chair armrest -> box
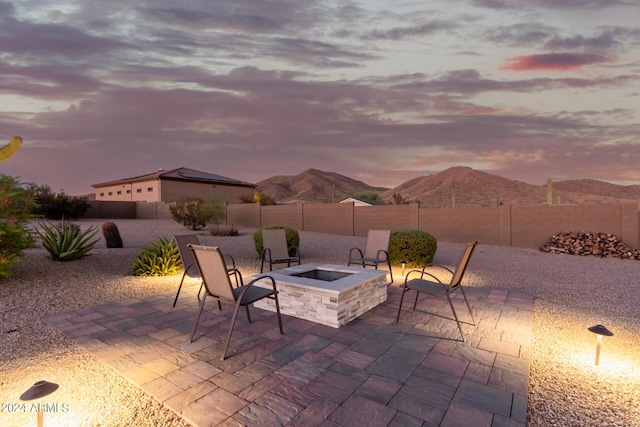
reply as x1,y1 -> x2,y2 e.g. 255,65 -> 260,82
244,275 -> 277,293
376,249 -> 389,262
225,255 -> 236,269
349,247 -> 364,260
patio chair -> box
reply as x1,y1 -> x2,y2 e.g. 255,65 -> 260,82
347,229 -> 393,283
188,244 -> 283,359
395,241 -> 478,342
260,228 -> 300,272
172,234 -> 238,307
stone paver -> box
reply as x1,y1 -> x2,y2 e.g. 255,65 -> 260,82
44,284 -> 532,426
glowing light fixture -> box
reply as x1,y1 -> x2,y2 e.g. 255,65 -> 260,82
588,324 -> 613,366
20,380 -> 59,427
401,260 -> 406,277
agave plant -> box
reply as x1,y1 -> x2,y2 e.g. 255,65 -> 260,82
38,220 -> 100,261
132,236 -> 182,276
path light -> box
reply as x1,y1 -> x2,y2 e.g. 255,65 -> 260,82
20,380 -> 59,427
588,324 -> 613,366
401,260 -> 406,277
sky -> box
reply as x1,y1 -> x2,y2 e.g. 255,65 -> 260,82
1,0 -> 639,195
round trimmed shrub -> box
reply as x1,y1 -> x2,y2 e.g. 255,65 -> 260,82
389,229 -> 437,268
253,226 -> 300,257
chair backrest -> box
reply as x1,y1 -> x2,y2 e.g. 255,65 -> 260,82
175,234 -> 201,277
262,229 -> 290,259
448,241 -> 478,290
188,244 -> 236,301
363,230 -> 391,259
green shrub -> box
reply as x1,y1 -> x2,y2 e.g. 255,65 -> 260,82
132,236 -> 182,276
170,197 -> 225,230
38,219 -> 100,261
253,226 -> 300,257
388,229 -> 437,268
0,175 -> 37,278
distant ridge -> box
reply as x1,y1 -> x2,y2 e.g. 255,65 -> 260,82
256,166 -> 640,206
255,168 -> 389,204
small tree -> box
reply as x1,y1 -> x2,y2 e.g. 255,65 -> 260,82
170,196 -> 226,230
28,183 -> 90,219
0,175 -> 37,278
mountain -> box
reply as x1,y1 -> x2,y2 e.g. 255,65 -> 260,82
255,168 -> 389,204
256,166 -> 640,206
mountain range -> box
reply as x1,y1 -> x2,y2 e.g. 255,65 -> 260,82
255,166 -> 640,207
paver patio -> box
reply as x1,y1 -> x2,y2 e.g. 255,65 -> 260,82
44,283 -> 532,426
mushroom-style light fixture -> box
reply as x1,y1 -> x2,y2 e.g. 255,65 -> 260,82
588,324 -> 613,366
20,380 -> 59,427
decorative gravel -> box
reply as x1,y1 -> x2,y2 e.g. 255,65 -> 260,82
1,219 -> 639,426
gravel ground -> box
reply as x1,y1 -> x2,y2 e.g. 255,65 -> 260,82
1,219 -> 639,426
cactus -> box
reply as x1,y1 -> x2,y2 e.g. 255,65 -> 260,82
102,221 -> 123,248
546,179 -> 553,206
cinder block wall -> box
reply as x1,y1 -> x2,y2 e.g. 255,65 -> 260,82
85,200 -> 640,250
301,204 -> 354,235
419,207 -> 501,245
261,205 -> 303,230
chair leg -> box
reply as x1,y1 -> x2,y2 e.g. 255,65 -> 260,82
459,287 -> 476,325
190,293 -> 208,343
387,259 -> 394,284
222,300 -> 244,360
173,272 -> 188,307
412,290 -> 420,312
395,287 -> 408,323
245,305 -> 252,322
273,293 -> 284,334
446,294 -> 466,342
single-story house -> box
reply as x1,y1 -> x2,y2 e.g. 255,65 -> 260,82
339,197 -> 387,207
92,167 -> 256,203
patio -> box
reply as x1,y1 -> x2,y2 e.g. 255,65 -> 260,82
44,282 -> 532,427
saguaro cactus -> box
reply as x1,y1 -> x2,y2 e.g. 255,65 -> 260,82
102,221 -> 123,248
546,179 -> 553,206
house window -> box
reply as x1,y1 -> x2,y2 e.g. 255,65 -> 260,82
126,190 -> 131,194
147,187 -> 153,192
108,192 -> 113,196
136,189 -> 142,193
117,191 -> 122,195
100,192 -> 104,197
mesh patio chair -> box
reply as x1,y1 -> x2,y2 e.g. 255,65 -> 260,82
260,228 -> 300,273
395,241 -> 478,342
188,244 -> 283,359
172,234 -> 238,307
347,229 -> 393,284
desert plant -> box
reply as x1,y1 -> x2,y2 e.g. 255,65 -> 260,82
38,219 -> 100,261
132,236 -> 182,276
170,196 -> 225,230
388,229 -> 437,268
0,175 -> 38,278
253,226 -> 300,257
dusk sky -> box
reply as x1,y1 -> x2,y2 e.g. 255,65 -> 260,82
1,0 -> 639,195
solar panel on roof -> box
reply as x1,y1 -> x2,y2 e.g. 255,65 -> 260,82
177,170 -> 236,182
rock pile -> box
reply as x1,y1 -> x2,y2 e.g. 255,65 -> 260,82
540,231 -> 640,259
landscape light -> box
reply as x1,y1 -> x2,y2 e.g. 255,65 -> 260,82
20,380 -> 59,427
588,324 -> 613,366
401,260 -> 406,277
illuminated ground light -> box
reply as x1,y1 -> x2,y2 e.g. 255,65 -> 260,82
20,380 -> 59,427
588,324 -> 614,366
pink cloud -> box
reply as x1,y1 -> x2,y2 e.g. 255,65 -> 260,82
502,53 -> 611,71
